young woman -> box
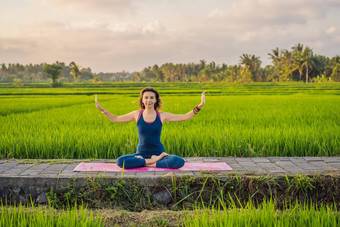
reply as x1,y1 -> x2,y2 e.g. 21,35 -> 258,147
95,87 -> 206,169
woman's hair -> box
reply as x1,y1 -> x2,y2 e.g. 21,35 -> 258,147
139,87 -> 162,111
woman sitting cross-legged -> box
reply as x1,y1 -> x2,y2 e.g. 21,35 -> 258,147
95,87 -> 206,169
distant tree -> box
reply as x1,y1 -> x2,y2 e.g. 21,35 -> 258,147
268,47 -> 283,81
69,61 -> 81,83
280,49 -> 296,81
44,63 -> 63,87
141,66 -> 156,81
290,43 -> 305,81
199,59 -> 206,70
134,72 -> 141,81
161,63 -> 175,82
13,78 -> 23,87
290,44 -> 316,82
80,67 -> 94,81
301,46 -> 315,83
239,54 -> 261,82
213,71 -> 225,82
331,62 -> 340,82
152,64 -> 164,82
1,63 -> 6,72
92,76 -> 100,83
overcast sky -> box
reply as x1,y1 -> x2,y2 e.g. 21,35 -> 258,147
0,0 -> 339,73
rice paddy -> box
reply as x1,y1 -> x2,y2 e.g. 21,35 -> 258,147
0,82 -> 339,159
182,199 -> 340,227
0,202 -> 105,227
2,199 -> 339,227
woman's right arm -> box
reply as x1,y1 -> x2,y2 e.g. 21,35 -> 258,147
102,110 -> 139,123
95,94 -> 139,123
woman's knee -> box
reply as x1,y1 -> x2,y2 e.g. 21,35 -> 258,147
174,156 -> 185,168
116,156 -> 125,168
162,155 -> 185,169
117,155 -> 132,168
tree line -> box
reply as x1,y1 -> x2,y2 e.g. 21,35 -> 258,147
1,43 -> 339,85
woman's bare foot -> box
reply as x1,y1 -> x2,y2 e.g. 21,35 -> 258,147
145,163 -> 157,167
151,152 -> 168,162
144,153 -> 169,167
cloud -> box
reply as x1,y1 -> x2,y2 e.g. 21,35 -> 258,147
28,0 -> 136,15
153,0 -> 340,67
142,20 -> 166,34
0,18 -> 173,71
207,0 -> 332,31
326,26 -> 336,34
2,0 -> 340,71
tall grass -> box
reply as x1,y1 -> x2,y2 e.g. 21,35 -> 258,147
182,198 -> 340,227
0,202 -> 105,227
0,83 -> 339,158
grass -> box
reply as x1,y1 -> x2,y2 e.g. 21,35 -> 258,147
0,201 -> 106,227
182,198 -> 340,227
1,95 -> 339,159
0,82 -> 339,159
2,198 -> 339,227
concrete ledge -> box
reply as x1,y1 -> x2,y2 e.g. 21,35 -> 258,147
1,157 -> 340,205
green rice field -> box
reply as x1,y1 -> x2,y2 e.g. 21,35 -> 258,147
183,199 -> 340,227
2,199 -> 339,227
0,202 -> 105,227
0,82 -> 339,159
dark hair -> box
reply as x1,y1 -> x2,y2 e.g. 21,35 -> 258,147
139,87 -> 162,111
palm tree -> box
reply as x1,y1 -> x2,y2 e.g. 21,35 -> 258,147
290,43 -> 315,82
152,64 -> 164,82
268,48 -> 281,64
240,54 -> 252,68
69,62 -> 81,83
160,63 -> 175,82
300,46 -> 314,83
199,59 -> 206,70
291,44 -> 314,82
239,54 -> 261,82
268,48 -> 283,81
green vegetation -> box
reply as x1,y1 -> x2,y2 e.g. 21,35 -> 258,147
1,44 -> 340,84
3,198 -> 338,227
182,199 -> 340,227
43,63 -> 63,87
40,174 -> 340,211
2,173 -> 340,226
0,202 -> 105,227
0,83 -> 339,159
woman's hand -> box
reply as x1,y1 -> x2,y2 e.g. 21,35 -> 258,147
198,91 -> 206,108
95,94 -> 106,112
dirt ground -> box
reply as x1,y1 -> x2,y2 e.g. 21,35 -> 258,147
98,208 -> 187,227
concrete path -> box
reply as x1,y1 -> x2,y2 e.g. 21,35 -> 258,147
0,156 -> 340,182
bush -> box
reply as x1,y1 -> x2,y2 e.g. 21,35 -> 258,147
50,79 -> 63,87
13,78 -> 23,87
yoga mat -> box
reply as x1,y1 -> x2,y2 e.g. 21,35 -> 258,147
73,162 -> 233,172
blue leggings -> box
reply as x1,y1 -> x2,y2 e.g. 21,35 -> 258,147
116,154 -> 185,169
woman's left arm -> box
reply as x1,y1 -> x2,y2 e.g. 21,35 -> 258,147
162,91 -> 206,122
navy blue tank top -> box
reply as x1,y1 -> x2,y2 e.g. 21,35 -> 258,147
136,110 -> 164,155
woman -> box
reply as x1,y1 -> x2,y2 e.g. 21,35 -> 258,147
95,87 -> 206,169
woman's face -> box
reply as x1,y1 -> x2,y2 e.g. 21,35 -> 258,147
142,91 -> 157,109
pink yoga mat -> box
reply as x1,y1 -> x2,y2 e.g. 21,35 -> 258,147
73,162 -> 232,172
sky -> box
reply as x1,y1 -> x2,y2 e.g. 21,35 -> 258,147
0,0 -> 339,73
